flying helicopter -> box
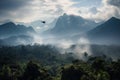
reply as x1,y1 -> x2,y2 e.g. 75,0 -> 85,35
41,21 -> 46,24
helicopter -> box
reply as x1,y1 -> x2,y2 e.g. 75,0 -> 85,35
41,21 -> 46,24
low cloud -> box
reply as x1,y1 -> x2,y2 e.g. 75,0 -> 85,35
0,0 -> 75,23
107,0 -> 120,7
0,0 -> 31,11
29,33 -> 92,59
0,0 -> 120,23
79,0 -> 120,22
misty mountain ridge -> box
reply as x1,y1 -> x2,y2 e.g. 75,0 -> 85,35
0,16 -> 120,46
44,13 -> 99,37
0,22 -> 36,46
87,17 -> 120,45
0,35 -> 33,46
0,22 -> 36,39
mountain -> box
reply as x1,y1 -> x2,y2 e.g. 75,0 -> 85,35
0,22 -> 36,46
87,17 -> 120,45
44,13 -> 98,37
31,19 -> 57,33
0,22 -> 36,38
0,35 -> 33,46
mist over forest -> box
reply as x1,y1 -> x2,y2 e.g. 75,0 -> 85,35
0,0 -> 120,80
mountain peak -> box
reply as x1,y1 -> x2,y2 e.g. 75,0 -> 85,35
0,21 -> 36,39
63,13 -> 67,16
109,17 -> 120,21
61,13 -> 68,18
2,22 -> 16,26
0,22 -> 16,29
5,22 -> 15,25
87,16 -> 120,44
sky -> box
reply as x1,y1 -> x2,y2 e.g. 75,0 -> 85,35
0,0 -> 120,23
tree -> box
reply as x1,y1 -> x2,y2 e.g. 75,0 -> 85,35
0,65 -> 12,80
22,61 -> 52,80
61,66 -> 84,80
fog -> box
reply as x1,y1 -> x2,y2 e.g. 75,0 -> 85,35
27,32 -> 120,60
28,32 -> 92,59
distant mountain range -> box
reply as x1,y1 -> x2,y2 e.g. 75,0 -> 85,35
0,22 -> 35,39
0,35 -> 33,46
0,22 -> 36,46
87,17 -> 120,45
16,19 -> 57,33
0,15 -> 120,46
44,13 -> 99,37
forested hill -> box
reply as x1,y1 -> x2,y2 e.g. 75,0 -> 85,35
0,44 -> 120,80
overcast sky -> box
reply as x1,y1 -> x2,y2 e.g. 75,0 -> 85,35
0,0 -> 120,23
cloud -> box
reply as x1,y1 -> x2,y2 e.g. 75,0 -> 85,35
0,0 -> 75,23
89,7 -> 98,14
0,0 -> 31,11
0,0 -> 120,23
105,0 -> 120,18
99,0 -> 120,20
78,0 -> 120,22
0,0 -> 33,22
106,0 -> 120,7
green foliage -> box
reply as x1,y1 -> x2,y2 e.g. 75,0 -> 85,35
61,56 -> 120,80
0,45 -> 120,80
0,65 -> 12,80
22,61 -> 52,80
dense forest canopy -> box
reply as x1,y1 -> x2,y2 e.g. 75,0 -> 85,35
0,44 -> 120,80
